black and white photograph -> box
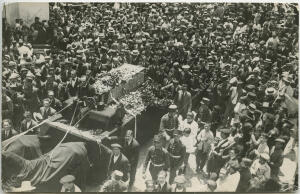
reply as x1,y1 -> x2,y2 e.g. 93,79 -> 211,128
1,2 -> 299,192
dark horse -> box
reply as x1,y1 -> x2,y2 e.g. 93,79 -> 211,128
2,142 -> 90,192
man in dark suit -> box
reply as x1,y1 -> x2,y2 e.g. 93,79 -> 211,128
67,70 -> 80,98
2,119 -> 18,141
41,75 -> 58,99
154,170 -> 172,192
19,111 -> 38,134
2,89 -> 13,120
60,62 -> 72,83
48,90 -> 62,111
175,84 -> 192,119
196,97 -> 212,125
39,98 -> 57,120
107,143 -> 131,184
106,130 -> 140,191
77,75 -> 96,99
236,158 -> 252,192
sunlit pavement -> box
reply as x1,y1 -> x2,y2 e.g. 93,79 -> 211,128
86,138 -> 209,192
131,138 -> 207,192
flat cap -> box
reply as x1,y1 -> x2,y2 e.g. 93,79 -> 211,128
168,104 -> 177,110
113,170 -> 123,177
248,103 -> 256,110
111,143 -> 122,149
220,128 -> 231,134
246,85 -> 255,90
247,92 -> 256,98
260,153 -> 270,161
275,138 -> 285,143
60,175 -> 75,184
182,65 -> 190,69
202,97 -> 210,102
241,158 -> 252,167
174,176 -> 186,184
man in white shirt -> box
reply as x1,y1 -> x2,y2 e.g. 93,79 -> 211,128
279,131 -> 298,185
196,123 -> 214,172
179,112 -> 199,138
250,153 -> 271,185
180,128 -> 196,177
197,179 -> 217,192
216,165 -> 240,192
249,133 -> 269,159
266,31 -> 280,49
18,39 -> 30,58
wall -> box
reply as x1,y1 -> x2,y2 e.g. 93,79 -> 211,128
3,2 -> 49,26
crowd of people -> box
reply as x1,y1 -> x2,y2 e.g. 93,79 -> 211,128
1,2 -> 299,192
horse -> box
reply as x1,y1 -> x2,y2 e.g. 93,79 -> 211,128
2,142 -> 90,192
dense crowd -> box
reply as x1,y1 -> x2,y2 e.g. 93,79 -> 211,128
1,2 -> 299,192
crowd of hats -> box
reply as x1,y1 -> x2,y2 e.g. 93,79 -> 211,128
2,3 -> 298,104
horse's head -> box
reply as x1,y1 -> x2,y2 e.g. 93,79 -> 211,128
2,151 -> 25,182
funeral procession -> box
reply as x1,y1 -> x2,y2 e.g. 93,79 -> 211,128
1,2 -> 299,192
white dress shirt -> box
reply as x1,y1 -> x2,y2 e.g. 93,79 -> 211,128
180,119 -> 199,138
26,121 -> 32,129
180,135 -> 196,154
113,154 -> 120,163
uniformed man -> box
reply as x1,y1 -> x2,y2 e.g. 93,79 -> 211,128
159,104 -> 179,140
167,130 -> 186,184
143,135 -> 170,182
